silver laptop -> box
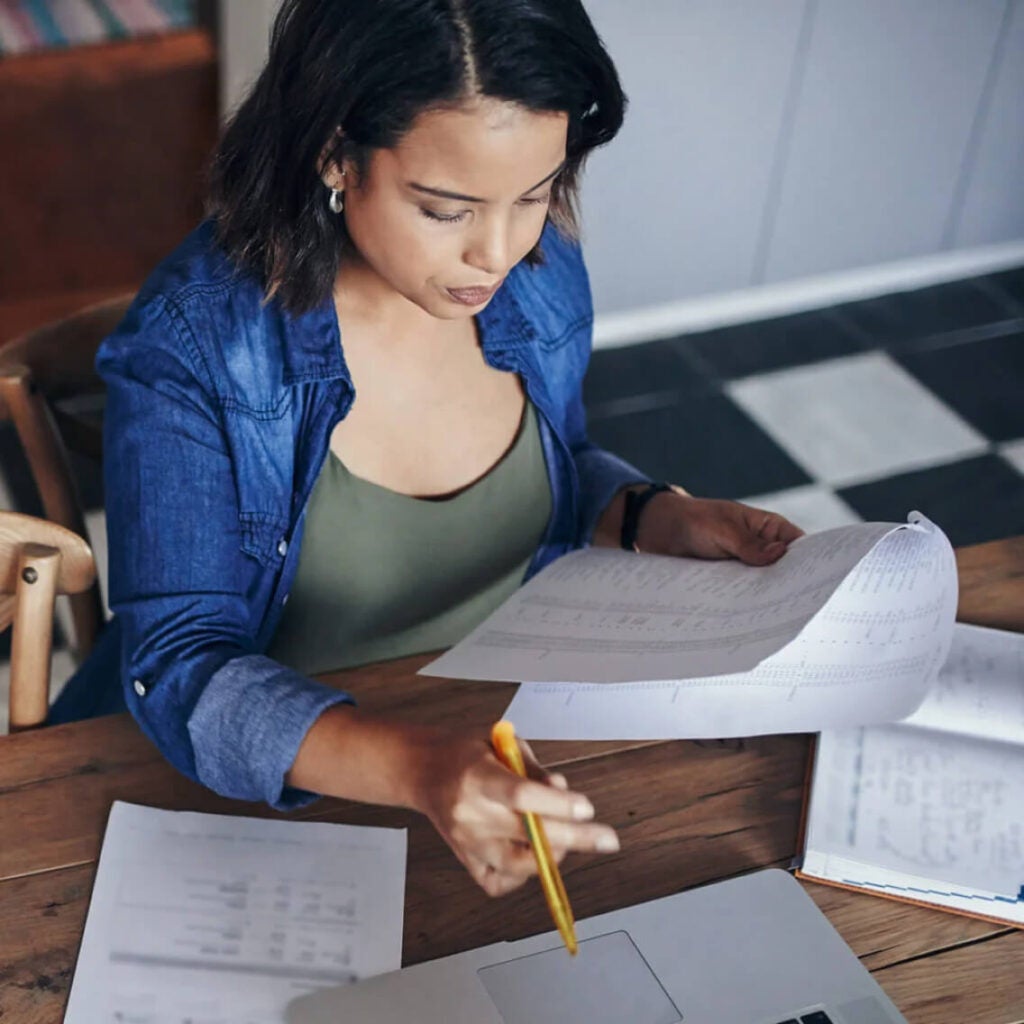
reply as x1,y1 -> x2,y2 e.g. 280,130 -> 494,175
284,868 -> 905,1024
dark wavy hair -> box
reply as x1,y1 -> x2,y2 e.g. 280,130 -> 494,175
207,0 -> 626,313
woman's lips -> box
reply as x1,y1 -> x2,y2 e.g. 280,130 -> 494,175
446,285 -> 497,306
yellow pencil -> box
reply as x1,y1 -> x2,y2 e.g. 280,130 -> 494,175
491,720 -> 578,956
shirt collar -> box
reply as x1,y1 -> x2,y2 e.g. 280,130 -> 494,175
476,275 -> 540,352
279,295 -> 346,386
278,261 -> 542,385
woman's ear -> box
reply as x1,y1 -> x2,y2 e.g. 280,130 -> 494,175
317,128 -> 348,189
320,161 -> 346,192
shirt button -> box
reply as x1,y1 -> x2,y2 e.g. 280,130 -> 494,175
133,679 -> 147,697
282,593 -> 290,607
277,538 -> 288,557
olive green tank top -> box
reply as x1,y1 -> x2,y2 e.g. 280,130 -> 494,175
268,402 -> 551,675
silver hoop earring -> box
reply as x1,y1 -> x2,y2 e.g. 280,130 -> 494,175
328,188 -> 344,214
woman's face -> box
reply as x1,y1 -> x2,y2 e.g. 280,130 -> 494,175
336,98 -> 569,320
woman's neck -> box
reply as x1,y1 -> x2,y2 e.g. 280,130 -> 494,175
334,254 -> 446,344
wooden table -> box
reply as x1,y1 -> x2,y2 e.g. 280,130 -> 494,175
1,537 -> 1022,1023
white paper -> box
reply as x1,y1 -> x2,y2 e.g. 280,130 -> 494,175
422,521 -> 901,683
500,515 -> 958,739
805,725 -> 1024,906
64,802 -> 407,1024
901,622 -> 1024,745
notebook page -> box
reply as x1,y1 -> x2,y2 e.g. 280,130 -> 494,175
798,851 -> 1024,924
805,726 -> 1024,900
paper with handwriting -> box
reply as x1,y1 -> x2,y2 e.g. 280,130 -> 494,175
802,623 -> 1024,917
806,721 -> 1024,901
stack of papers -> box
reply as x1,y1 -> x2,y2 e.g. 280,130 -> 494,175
422,515 -> 958,739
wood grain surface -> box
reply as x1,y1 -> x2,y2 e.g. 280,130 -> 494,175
956,535 -> 1024,631
1,536 -> 1021,1023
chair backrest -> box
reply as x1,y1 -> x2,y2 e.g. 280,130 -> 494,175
0,511 -> 96,732
0,294 -> 131,659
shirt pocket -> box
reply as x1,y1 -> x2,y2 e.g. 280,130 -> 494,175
238,512 -> 293,569
222,397 -> 297,570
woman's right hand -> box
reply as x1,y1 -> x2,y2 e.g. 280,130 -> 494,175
411,728 -> 620,897
287,707 -> 619,897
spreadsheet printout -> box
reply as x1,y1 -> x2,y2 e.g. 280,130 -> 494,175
494,516 -> 957,738
423,515 -> 954,686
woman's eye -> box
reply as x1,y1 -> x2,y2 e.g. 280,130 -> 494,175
419,194 -> 549,223
420,208 -> 468,224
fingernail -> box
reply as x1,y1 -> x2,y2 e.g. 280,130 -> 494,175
596,832 -> 620,853
572,798 -> 594,820
551,774 -> 569,790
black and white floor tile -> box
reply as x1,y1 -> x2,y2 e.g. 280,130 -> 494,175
585,267 -> 1024,545
2,266 -> 1023,726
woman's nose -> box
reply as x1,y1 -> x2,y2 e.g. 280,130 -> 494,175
463,217 -> 509,277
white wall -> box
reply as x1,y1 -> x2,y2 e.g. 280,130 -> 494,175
582,0 -> 1024,321
577,0 -> 808,309
218,1 -> 1024,330
951,0 -> 1024,248
760,0 -> 1004,281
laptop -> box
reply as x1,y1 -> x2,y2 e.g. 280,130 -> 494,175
284,868 -> 906,1024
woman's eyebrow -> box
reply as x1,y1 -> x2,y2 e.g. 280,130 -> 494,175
407,162 -> 566,203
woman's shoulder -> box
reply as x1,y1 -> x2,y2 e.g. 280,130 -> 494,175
97,222 -> 323,399
125,220 -> 267,336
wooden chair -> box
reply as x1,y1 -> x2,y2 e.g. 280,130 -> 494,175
0,294 -> 132,659
0,511 -> 96,732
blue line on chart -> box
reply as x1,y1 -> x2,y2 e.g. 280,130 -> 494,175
841,877 -> 1023,906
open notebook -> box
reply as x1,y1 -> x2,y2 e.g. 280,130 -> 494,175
797,622 -> 1024,926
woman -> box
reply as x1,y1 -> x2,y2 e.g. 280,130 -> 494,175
58,0 -> 801,897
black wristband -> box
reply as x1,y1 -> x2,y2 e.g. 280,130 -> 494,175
620,482 -> 672,551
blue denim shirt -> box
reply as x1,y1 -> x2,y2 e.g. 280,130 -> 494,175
61,220 -> 647,810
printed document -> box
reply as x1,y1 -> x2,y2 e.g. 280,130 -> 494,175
64,802 -> 407,1024
424,515 -> 958,738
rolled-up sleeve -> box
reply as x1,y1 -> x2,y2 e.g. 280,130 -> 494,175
100,297 -> 352,809
189,654 -> 352,808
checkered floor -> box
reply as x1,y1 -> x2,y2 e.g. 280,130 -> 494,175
585,266 -> 1024,545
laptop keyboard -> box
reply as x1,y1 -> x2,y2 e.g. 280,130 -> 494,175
774,1013 -> 834,1024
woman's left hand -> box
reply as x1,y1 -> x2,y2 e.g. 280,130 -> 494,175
602,487 -> 804,566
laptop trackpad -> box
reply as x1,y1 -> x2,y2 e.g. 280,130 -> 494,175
477,930 -> 682,1024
